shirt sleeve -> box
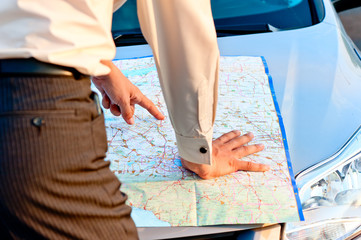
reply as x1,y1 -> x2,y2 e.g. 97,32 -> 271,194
137,0 -> 219,165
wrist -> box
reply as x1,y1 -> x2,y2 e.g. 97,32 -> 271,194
180,158 -> 211,179
93,60 -> 114,79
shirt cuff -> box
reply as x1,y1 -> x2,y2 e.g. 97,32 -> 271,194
175,128 -> 213,165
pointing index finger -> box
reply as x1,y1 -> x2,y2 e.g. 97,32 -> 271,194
138,95 -> 165,120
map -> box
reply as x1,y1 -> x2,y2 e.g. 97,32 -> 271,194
99,56 -> 303,227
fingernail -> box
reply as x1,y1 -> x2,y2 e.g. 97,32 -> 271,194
159,114 -> 165,120
129,117 -> 135,125
257,144 -> 264,149
247,132 -> 254,137
264,165 -> 271,171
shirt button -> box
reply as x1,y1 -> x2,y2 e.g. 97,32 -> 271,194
199,147 -> 208,154
31,117 -> 44,127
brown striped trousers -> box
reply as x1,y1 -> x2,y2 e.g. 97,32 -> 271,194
0,75 -> 138,239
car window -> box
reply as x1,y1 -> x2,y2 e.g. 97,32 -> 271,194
212,0 -> 313,31
214,0 -> 303,18
112,0 -> 317,46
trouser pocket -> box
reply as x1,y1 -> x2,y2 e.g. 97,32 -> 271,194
91,113 -> 108,158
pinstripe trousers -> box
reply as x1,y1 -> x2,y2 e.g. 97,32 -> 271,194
0,75 -> 138,239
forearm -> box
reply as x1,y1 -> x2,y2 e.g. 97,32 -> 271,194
137,0 -> 219,164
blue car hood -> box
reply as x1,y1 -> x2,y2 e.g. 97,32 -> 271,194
114,0 -> 361,174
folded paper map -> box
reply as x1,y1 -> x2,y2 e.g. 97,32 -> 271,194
97,56 -> 303,227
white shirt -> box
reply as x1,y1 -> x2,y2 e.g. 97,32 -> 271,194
0,0 -> 121,76
0,0 -> 219,165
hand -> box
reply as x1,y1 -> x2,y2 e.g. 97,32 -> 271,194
92,60 -> 165,124
181,130 -> 269,179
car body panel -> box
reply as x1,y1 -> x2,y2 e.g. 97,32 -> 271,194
218,0 -> 361,175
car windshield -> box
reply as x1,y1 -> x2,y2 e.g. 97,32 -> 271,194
112,0 -> 315,46
214,0 -> 303,18
212,0 -> 312,30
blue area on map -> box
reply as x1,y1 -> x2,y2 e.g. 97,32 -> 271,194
123,67 -> 156,77
131,207 -> 171,227
173,158 -> 182,167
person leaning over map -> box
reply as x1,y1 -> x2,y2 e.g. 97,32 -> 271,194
0,0 -> 269,239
